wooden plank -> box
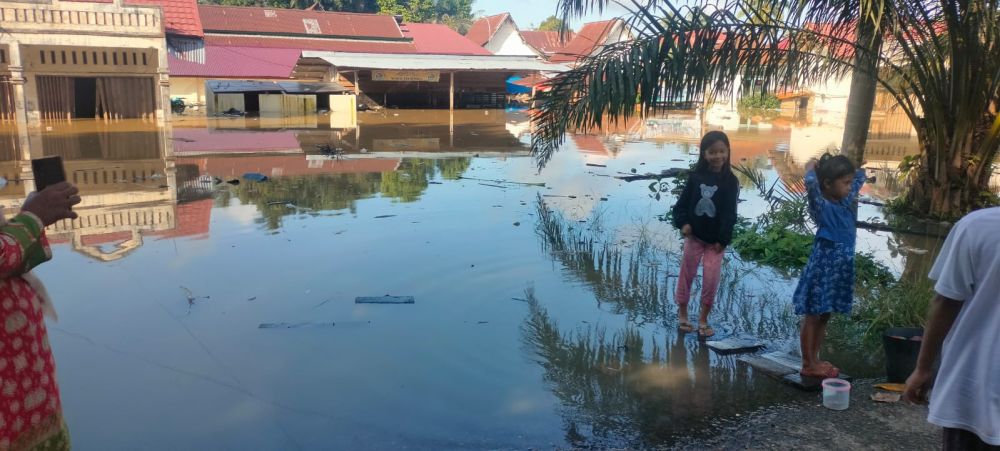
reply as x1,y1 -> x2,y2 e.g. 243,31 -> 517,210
761,351 -> 804,371
738,355 -> 797,377
706,338 -> 765,355
782,372 -> 853,392
356,296 -> 415,304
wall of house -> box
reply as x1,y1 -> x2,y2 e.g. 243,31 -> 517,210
485,23 -> 537,57
0,1 -> 170,125
170,77 -> 208,109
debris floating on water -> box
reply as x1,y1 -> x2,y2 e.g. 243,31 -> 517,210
355,296 -> 414,304
374,215 -> 396,219
258,321 -> 371,329
586,163 -> 607,168
242,173 -> 269,182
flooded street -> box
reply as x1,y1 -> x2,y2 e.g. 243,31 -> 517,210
0,110 -> 954,449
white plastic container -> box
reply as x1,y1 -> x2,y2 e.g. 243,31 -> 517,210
822,378 -> 851,410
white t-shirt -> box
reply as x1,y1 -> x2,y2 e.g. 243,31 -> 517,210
927,207 -> 1000,444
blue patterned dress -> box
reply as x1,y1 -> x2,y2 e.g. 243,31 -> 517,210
793,168 -> 867,315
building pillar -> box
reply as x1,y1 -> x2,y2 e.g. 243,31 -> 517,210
449,72 -> 455,111
157,69 -> 171,123
353,71 -> 360,96
7,43 -> 42,191
449,72 -> 455,134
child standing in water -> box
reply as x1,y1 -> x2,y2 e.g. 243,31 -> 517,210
672,131 -> 739,338
794,154 -> 867,378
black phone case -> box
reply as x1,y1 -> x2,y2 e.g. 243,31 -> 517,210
32,156 -> 66,191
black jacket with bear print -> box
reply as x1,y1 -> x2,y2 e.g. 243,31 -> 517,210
671,170 -> 739,246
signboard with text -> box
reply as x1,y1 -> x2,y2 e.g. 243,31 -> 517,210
371,70 -> 441,83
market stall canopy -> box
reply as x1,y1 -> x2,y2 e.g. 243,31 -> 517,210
293,51 -> 568,79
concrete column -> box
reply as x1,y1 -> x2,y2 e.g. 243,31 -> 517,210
449,72 -> 455,134
449,72 -> 455,111
353,71 -> 360,96
157,69 -> 171,124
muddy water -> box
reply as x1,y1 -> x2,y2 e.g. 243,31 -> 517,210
0,111 -> 944,449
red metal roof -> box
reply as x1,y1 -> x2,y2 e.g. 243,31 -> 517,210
169,45 -> 300,78
549,20 -> 620,63
401,23 -> 492,55
520,30 -> 574,56
67,0 -> 204,37
204,35 -> 416,54
127,0 -> 204,37
466,13 -> 511,46
198,5 -> 404,40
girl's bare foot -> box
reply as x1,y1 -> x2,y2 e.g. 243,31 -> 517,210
800,363 -> 839,378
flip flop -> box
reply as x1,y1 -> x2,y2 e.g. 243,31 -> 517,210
698,325 -> 715,338
678,321 -> 695,333
820,361 -> 840,374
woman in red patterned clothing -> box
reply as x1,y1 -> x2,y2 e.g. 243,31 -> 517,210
1,182 -> 80,451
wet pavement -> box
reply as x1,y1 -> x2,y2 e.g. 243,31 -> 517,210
0,110 -> 962,449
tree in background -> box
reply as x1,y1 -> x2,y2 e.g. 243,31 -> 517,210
197,0 -> 472,29
537,15 -> 565,31
531,0 -> 1000,219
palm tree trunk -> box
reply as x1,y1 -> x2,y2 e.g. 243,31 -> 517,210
908,114 -> 998,218
840,19 -> 883,166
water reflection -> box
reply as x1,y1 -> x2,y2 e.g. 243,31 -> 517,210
535,195 -> 797,339
0,120 -> 177,262
522,290 -> 802,448
212,158 -> 471,229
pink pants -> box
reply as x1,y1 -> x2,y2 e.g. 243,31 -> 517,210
675,237 -> 724,307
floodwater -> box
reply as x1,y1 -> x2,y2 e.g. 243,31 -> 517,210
0,110 -> 962,449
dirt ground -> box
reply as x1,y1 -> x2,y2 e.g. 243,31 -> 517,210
678,379 -> 941,450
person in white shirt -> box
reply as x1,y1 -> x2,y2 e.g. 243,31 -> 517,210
904,207 -> 1000,450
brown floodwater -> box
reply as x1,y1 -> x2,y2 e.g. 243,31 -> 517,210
0,110 -> 970,449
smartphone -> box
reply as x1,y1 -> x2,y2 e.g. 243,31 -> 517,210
31,156 -> 67,191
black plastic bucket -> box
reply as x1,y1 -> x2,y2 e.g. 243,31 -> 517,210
883,327 -> 924,383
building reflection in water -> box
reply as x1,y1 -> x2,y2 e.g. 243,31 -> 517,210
0,120 -> 182,262
0,109 -> 533,261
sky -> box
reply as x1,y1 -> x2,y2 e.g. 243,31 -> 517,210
472,0 -> 628,31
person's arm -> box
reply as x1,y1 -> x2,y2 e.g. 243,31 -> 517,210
903,294 -> 963,404
672,174 -> 695,233
844,168 -> 867,205
0,212 -> 50,278
0,182 -> 81,278
717,176 -> 739,247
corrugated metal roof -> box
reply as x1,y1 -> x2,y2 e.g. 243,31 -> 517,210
69,0 -> 204,37
520,30 -> 574,56
206,79 -> 347,94
401,23 -> 492,55
198,5 -> 404,40
204,35 -> 417,54
549,20 -> 621,63
300,51 -> 567,72
169,46 -> 301,78
207,80 -> 285,93
465,13 -> 511,46
126,0 -> 204,37
275,81 -> 347,93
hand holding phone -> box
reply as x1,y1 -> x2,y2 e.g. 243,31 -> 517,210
32,156 -> 67,192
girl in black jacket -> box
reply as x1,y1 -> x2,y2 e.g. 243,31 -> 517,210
671,131 -> 739,338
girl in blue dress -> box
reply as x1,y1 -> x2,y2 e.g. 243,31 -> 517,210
794,154 -> 867,378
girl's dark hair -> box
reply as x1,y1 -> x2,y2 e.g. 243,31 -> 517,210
815,153 -> 856,188
695,130 -> 732,174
